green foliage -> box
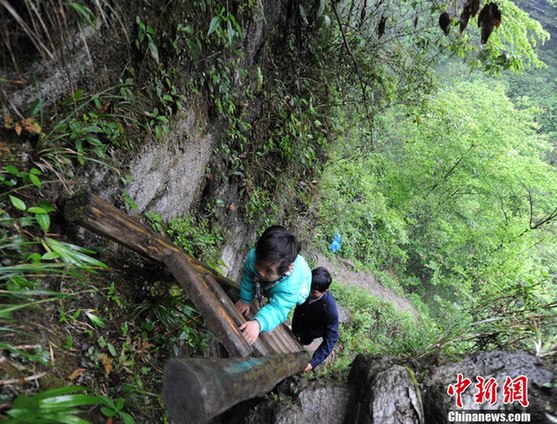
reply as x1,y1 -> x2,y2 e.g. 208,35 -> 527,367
134,282 -> 214,357
2,82 -> 136,178
2,165 -> 43,189
503,47 -> 557,145
135,16 -> 159,63
143,69 -> 185,140
0,163 -> 110,400
145,211 -> 164,234
41,237 -> 108,270
0,342 -> 50,365
473,0 -> 549,73
243,185 -> 279,228
2,2 -> 554,422
85,310 -> 106,329
466,272 -> 556,354
0,0 -> 122,68
384,79 -> 555,295
436,0 -> 549,74
206,6 -> 243,47
166,215 -> 224,272
4,386 -> 135,424
175,0 -> 247,107
317,148 -> 408,268
321,282 -> 439,378
325,77 -> 555,287
172,0 -> 330,230
317,70 -> 557,357
2,165 -> 53,231
5,386 -> 96,423
121,189 -> 138,212
98,395 -> 136,424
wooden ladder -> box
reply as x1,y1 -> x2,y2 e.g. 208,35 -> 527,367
64,192 -> 310,423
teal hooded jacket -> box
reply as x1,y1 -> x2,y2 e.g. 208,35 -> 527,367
239,248 -> 311,332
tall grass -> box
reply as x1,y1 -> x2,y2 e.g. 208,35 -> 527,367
0,177 -> 107,377
317,281 -> 440,380
0,0 -> 127,71
5,385 -> 136,424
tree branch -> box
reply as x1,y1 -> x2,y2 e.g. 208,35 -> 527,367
331,1 -> 373,140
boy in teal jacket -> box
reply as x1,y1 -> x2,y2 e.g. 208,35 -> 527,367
235,226 -> 311,344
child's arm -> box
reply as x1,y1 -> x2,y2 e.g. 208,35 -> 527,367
255,287 -> 299,332
255,258 -> 311,332
239,320 -> 260,344
236,249 -> 257,316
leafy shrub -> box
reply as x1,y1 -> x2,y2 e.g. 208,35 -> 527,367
321,282 -> 439,379
166,215 -> 224,272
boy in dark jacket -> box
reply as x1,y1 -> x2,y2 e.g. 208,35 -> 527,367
292,267 -> 339,372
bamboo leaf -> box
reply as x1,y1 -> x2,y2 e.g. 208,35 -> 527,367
208,16 -> 220,36
35,213 -> 51,232
41,251 -> 60,260
69,2 -> 95,26
9,195 -> 26,211
47,414 -> 91,424
5,385 -> 104,423
40,394 -> 104,410
43,237 -> 107,269
27,207 -> 47,214
85,310 -> 105,328
34,386 -> 88,399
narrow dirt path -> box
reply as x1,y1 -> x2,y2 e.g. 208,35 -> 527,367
314,253 -> 418,317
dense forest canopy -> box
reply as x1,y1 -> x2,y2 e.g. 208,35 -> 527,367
315,0 -> 556,355
1,0 -> 555,422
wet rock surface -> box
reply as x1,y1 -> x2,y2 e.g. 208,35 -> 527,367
127,111 -> 216,220
423,350 -> 556,424
239,380 -> 351,424
347,355 -> 424,424
231,351 -> 555,424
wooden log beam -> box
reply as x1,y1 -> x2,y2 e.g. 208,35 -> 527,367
64,191 -> 177,260
64,191 -> 251,357
163,254 -> 252,357
63,192 -> 305,356
63,191 -> 240,291
162,352 -> 311,424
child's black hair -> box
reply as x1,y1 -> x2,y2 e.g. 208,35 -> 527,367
311,267 -> 332,292
255,225 -> 300,275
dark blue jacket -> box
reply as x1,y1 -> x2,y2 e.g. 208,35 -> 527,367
292,291 -> 339,369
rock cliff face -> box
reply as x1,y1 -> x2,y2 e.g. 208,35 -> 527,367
3,0 -> 304,281
233,351 -> 555,424
423,351 -> 555,424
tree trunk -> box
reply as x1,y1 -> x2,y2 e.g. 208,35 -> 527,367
163,253 -> 253,357
162,352 -> 311,424
63,191 -> 239,290
346,355 -> 424,424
